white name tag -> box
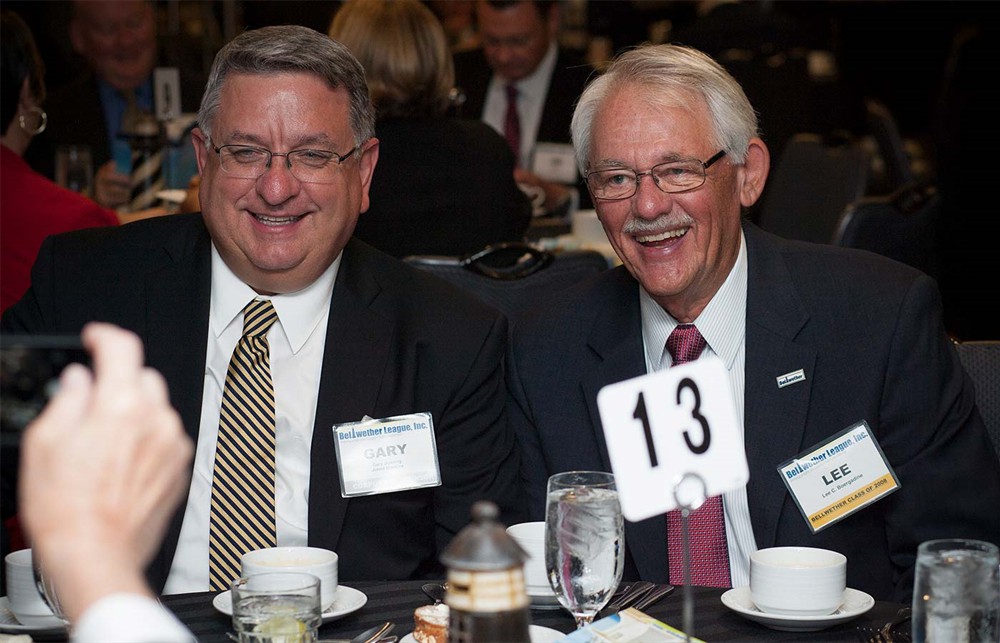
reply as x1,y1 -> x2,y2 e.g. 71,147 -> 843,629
597,357 -> 748,522
333,412 -> 441,497
778,421 -> 900,533
531,142 -> 578,184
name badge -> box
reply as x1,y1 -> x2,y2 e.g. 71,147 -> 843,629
778,421 -> 900,533
597,356 -> 748,522
333,412 -> 441,498
531,142 -> 578,184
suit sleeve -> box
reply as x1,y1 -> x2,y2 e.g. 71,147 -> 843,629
432,313 -> 527,550
878,273 -> 1000,601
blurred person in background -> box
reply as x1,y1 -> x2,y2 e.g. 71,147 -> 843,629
25,0 -> 202,210
330,0 -> 531,258
0,9 -> 118,315
453,0 -> 596,218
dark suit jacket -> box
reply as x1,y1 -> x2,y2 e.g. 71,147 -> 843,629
1,214 -> 526,589
452,47 -> 596,208
506,222 -> 1000,603
355,116 -> 531,258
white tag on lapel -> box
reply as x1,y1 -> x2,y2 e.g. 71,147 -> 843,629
333,412 -> 441,497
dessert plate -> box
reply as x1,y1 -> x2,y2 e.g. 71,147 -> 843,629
721,586 -> 875,632
0,596 -> 67,636
213,584 -> 366,624
400,624 -> 563,642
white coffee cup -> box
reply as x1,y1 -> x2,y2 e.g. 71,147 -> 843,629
240,546 -> 338,610
506,521 -> 549,593
750,546 -> 847,616
4,548 -> 60,627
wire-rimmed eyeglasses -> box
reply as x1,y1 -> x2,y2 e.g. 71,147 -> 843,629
212,144 -> 358,183
585,150 -> 727,200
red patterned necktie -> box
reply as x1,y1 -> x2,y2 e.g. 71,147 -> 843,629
504,83 -> 521,164
665,324 -> 731,587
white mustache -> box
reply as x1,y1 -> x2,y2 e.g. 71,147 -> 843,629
621,213 -> 694,235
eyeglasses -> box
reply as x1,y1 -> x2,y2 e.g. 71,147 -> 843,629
212,144 -> 358,183
585,150 -> 727,200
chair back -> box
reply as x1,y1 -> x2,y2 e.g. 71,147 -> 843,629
757,133 -> 870,244
834,181 -> 940,280
404,242 -> 608,321
955,340 -> 1000,460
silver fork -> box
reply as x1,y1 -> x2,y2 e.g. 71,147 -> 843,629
855,607 -> 912,643
632,584 -> 675,612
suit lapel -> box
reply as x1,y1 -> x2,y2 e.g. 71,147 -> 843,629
307,240 -> 393,550
742,225 -> 815,549
580,270 -> 669,580
142,216 -> 213,590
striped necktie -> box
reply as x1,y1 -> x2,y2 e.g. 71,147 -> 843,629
665,324 -> 732,587
209,299 -> 279,591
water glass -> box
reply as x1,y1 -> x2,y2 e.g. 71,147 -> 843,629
912,538 -> 999,643
545,471 -> 624,629
232,572 -> 322,643
55,144 -> 94,198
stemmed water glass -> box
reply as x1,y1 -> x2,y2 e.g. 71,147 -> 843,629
544,470 -> 625,629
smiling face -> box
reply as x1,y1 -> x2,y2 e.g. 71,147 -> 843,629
589,86 -> 768,322
193,72 -> 379,295
70,0 -> 157,92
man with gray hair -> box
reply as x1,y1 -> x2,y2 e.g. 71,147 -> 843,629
4,25 -> 524,593
507,43 -> 1000,603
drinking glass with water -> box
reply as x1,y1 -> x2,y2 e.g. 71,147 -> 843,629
232,572 -> 322,643
545,470 -> 625,629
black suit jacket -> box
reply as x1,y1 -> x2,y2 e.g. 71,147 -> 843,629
452,47 -> 596,208
506,222 -> 1000,603
355,116 -> 531,258
2,214 -> 526,588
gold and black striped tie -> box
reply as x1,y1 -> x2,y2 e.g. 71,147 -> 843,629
209,299 -> 279,591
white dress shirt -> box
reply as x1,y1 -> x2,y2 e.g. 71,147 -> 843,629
73,594 -> 194,642
639,230 -> 757,588
481,42 -> 558,169
163,246 -> 338,593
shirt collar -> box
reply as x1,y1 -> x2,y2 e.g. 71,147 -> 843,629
209,245 -> 340,353
641,229 -> 748,370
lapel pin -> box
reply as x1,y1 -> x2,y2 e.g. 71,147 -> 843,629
776,369 -> 806,388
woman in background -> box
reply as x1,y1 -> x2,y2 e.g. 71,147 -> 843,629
0,10 -> 119,314
329,0 -> 531,258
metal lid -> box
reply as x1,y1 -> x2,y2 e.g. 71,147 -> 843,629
440,501 -> 528,571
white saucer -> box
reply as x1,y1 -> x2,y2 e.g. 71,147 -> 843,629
0,596 -> 68,635
213,584 -> 367,624
526,586 -> 562,610
721,586 -> 875,632
400,624 -> 562,643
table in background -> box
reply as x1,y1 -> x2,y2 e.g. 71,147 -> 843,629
161,580 -> 908,643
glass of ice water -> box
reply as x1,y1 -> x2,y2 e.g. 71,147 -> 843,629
232,572 -> 322,643
545,471 -> 624,629
912,538 -> 999,643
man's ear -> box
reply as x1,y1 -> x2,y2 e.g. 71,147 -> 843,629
191,128 -> 209,173
739,137 -> 770,208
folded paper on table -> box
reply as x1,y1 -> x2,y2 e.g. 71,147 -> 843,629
561,607 -> 705,642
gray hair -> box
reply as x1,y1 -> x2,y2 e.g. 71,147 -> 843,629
571,44 -> 759,173
197,25 -> 375,147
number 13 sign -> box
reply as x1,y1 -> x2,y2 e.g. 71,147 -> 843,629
596,356 -> 748,522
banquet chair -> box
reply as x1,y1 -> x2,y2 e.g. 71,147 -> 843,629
955,340 -> 1000,460
404,242 -> 609,321
757,133 -> 870,244
833,181 -> 941,280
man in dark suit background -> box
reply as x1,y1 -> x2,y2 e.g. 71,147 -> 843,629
453,0 -> 595,217
506,43 -> 1000,603
25,0 -> 203,210
4,24 -> 523,592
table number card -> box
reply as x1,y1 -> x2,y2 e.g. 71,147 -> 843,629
597,356 -> 748,522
